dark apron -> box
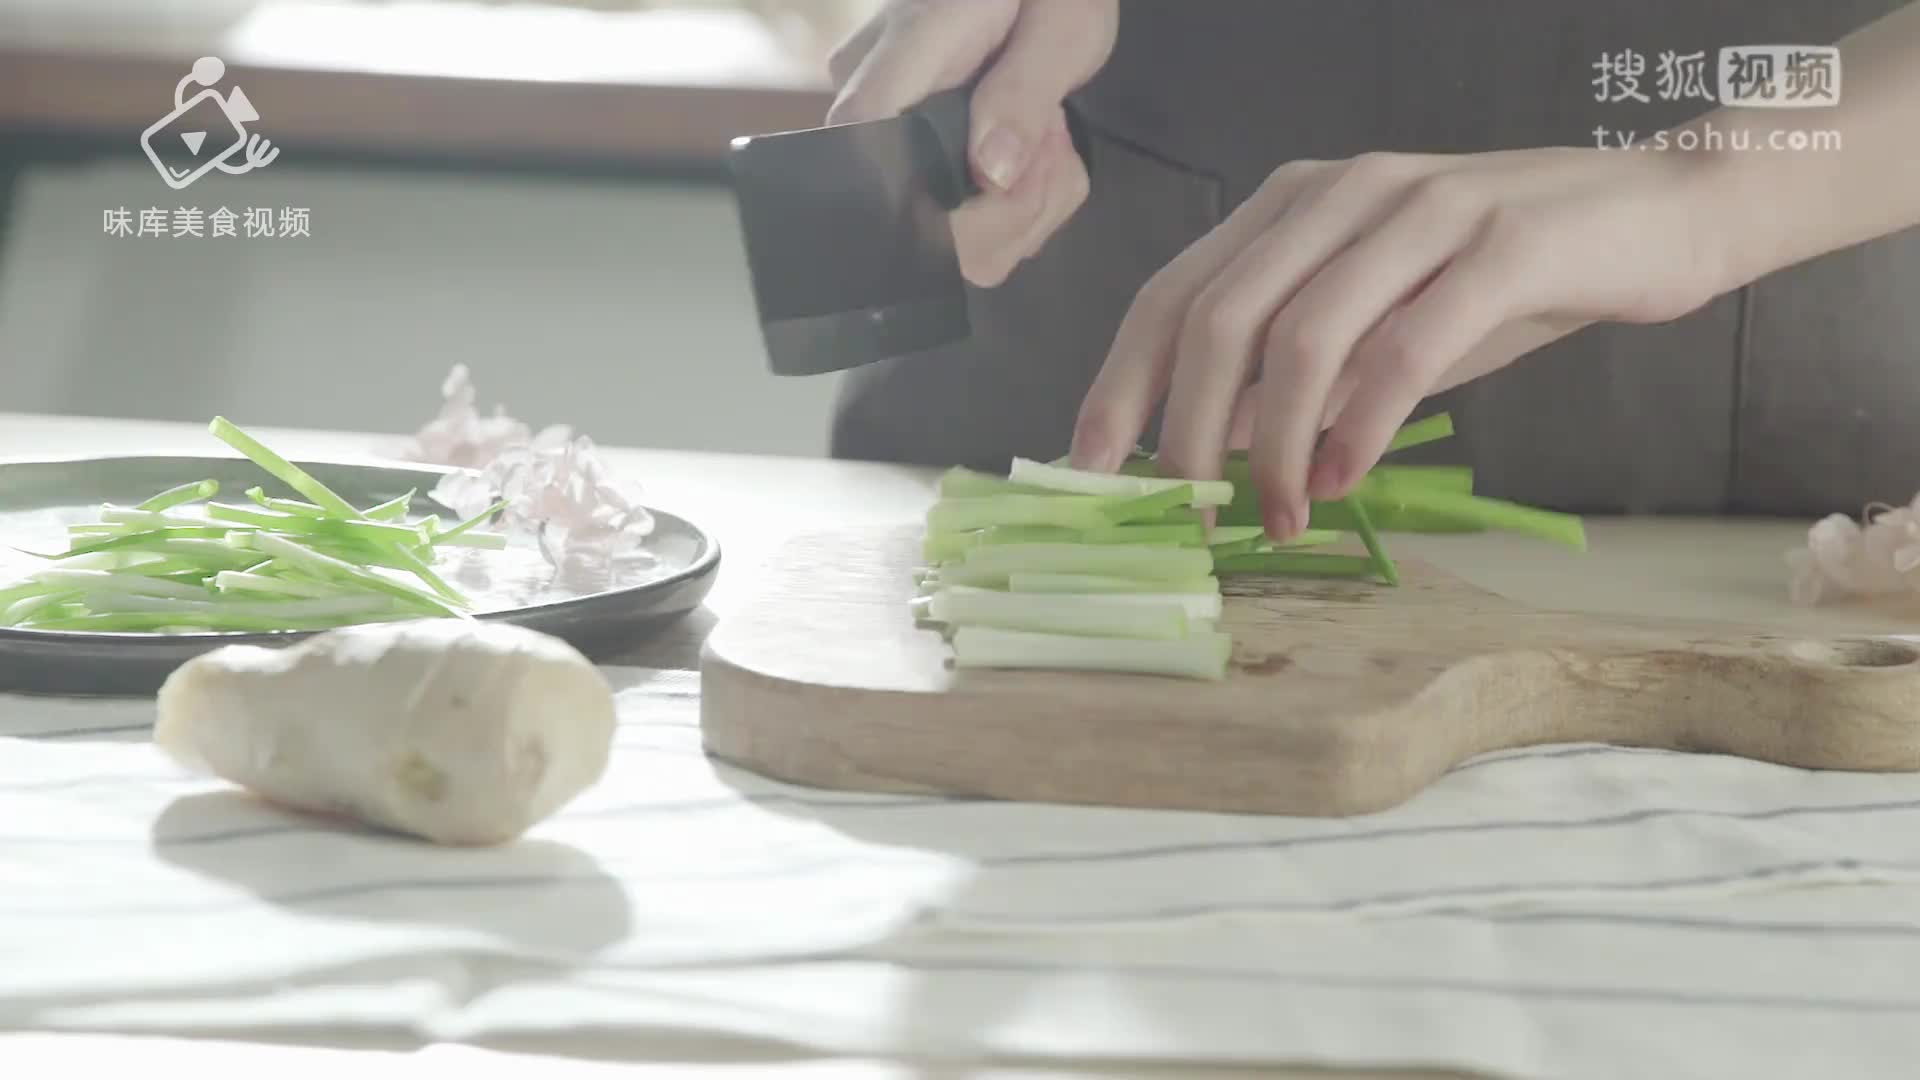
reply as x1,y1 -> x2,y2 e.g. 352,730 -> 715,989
828,0 -> 1920,518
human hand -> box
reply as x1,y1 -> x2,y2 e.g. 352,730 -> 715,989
1068,145 -> 1742,538
826,0 -> 1118,287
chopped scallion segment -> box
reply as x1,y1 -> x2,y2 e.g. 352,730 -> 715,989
928,587 -> 1192,640
31,568 -> 210,600
1207,532 -> 1268,559
1007,457 -> 1234,507
927,495 -> 1119,533
937,581 -> 1220,621
75,592 -> 400,620
961,542 -> 1215,582
44,528 -> 239,562
1211,552 -> 1378,578
115,558 -> 215,578
1384,412 -> 1455,452
364,491 -> 415,521
245,487 -> 330,519
5,589 -> 84,625
1207,526 -> 1267,547
212,571 -> 346,599
937,467 -> 1053,499
1082,522 -> 1208,545
385,544 -> 468,606
0,581 -> 59,609
1207,527 -> 1347,558
248,533 -> 462,617
19,611 -> 396,634
432,530 -> 508,551
923,531 -> 987,563
1301,498 -> 1485,535
919,564 -> 1010,590
206,503 -> 429,547
1347,482 -> 1587,551
46,551 -> 129,571
1367,465 -> 1474,494
1099,484 -> 1197,525
136,479 -> 218,513
434,499 -> 509,545
100,507 -> 212,530
1008,572 -> 1220,596
924,522 -> 1205,562
951,625 -> 1233,681
1344,497 -> 1399,586
207,416 -> 360,519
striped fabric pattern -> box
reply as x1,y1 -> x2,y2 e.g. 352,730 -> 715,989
5,666 -> 1920,1079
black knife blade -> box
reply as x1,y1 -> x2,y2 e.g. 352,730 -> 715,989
726,85 -> 1091,377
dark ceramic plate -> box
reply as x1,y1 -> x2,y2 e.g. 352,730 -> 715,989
0,455 -> 720,697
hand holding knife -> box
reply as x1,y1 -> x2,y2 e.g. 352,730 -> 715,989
727,53 -> 1098,376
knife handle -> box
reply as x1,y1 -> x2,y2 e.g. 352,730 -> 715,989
912,85 -> 1095,211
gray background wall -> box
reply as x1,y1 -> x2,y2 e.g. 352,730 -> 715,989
0,156 -> 846,457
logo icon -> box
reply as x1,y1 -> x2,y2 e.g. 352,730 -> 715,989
1717,45 -> 1842,109
139,57 -> 280,190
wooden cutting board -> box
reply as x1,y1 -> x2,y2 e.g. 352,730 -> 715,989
698,524 -> 1920,816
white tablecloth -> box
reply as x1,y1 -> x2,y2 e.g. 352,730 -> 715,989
6,668 -> 1920,1080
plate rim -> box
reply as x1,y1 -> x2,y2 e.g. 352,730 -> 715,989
0,451 -> 722,646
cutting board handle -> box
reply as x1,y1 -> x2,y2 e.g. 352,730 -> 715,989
1481,633 -> 1920,773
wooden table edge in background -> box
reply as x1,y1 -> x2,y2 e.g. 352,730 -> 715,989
0,3 -> 840,170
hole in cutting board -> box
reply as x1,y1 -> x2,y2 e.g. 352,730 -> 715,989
1790,638 -> 1920,668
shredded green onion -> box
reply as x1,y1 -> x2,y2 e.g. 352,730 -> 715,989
136,479 -> 219,513
1,419 -> 517,634
434,498 -> 509,545
207,417 -> 360,519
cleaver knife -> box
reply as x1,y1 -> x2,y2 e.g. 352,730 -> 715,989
727,85 -> 1092,376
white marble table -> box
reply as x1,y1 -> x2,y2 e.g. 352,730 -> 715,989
2,409 -> 1913,1079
